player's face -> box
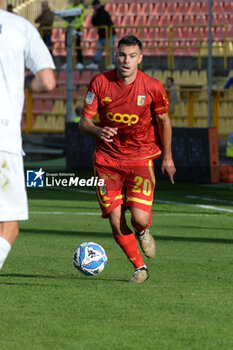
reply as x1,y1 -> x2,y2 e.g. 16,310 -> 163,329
116,44 -> 142,80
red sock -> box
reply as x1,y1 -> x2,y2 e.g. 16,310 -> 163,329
114,232 -> 145,268
131,216 -> 152,235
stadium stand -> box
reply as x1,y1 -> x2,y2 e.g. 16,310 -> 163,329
10,0 -> 232,141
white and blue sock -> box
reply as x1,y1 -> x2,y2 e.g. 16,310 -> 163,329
0,237 -> 11,270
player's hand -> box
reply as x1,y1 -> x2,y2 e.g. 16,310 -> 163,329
161,158 -> 176,184
98,127 -> 118,142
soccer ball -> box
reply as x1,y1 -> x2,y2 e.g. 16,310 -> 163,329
73,242 -> 107,276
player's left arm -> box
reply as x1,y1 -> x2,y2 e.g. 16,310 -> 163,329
25,68 -> 56,92
24,19 -> 56,92
156,112 -> 176,184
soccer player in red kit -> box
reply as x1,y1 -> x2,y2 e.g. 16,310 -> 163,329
80,36 -> 176,283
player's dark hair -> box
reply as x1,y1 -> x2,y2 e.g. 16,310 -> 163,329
92,0 -> 100,6
7,4 -> 13,11
117,36 -> 142,51
167,77 -> 174,84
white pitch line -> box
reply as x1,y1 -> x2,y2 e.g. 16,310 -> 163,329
197,205 -> 233,213
155,200 -> 233,213
32,189 -> 233,214
29,211 -> 222,217
29,211 -> 100,215
186,195 -> 233,205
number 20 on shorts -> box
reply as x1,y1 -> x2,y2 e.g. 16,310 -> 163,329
132,176 -> 152,196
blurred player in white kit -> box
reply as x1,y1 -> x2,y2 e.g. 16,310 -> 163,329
0,8 -> 56,270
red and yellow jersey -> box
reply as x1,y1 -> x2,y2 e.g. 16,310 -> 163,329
82,69 -> 169,161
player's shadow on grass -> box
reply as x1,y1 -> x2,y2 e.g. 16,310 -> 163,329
0,273 -> 127,283
156,235 -> 233,244
155,209 -> 226,215
20,228 -> 233,244
0,280 -> 62,287
20,228 -> 113,238
157,224 -> 233,232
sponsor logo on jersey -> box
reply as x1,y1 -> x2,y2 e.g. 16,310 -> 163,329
137,95 -> 146,106
103,97 -> 112,102
85,91 -> 95,104
106,112 -> 139,126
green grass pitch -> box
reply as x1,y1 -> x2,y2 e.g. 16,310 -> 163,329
0,180 -> 233,350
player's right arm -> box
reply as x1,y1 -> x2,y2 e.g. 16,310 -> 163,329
80,75 -> 117,142
79,116 -> 117,142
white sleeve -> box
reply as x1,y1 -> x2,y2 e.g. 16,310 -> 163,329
24,21 -> 55,74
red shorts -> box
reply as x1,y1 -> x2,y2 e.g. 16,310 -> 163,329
94,155 -> 156,218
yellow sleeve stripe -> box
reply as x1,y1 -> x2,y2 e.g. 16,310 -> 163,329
154,106 -> 168,112
83,108 -> 96,116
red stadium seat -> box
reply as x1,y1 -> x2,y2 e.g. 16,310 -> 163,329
124,27 -> 138,37
77,71 -> 97,87
164,2 -> 178,13
156,27 -> 170,41
83,27 -> 98,42
176,2 -> 190,13
84,15 -> 92,27
140,3 -> 154,15
147,15 -> 157,27
72,71 -> 82,85
183,14 -> 195,26
52,42 -> 66,57
111,15 -> 123,26
213,14 -> 227,25
213,26 -> 227,41
172,27 -> 185,41
213,2 -> 225,13
134,15 -> 149,27
187,2 -> 199,12
51,28 -> 65,42
158,15 -> 171,26
181,26 -> 199,40
170,15 -> 183,26
128,3 -> 140,14
121,15 -> 135,26
56,71 -> 66,85
223,1 -> 233,12
144,28 -> 157,43
199,1 -> 209,13
228,25 -> 233,39
104,2 -> 117,13
154,3 -> 166,14
115,3 -> 128,14
194,14 -> 208,25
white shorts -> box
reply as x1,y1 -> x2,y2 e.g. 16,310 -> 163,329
0,151 -> 28,222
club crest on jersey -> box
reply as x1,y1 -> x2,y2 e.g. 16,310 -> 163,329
85,91 -> 95,105
103,97 -> 112,102
137,95 -> 146,106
